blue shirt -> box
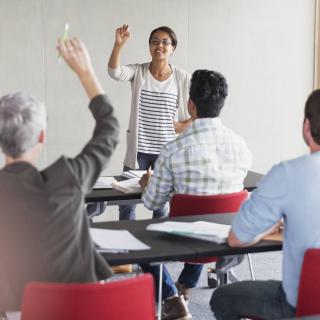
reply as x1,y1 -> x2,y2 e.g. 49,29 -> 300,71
232,151 -> 320,307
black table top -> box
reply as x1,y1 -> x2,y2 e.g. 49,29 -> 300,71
92,213 -> 282,266
282,316 -> 320,320
86,170 -> 263,203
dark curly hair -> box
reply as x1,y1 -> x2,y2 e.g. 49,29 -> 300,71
305,89 -> 320,144
189,69 -> 228,118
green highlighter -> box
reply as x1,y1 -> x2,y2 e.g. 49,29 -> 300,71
58,23 -> 69,60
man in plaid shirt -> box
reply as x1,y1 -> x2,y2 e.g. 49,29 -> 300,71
139,69 -> 252,320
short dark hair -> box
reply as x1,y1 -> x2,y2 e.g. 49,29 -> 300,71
305,89 -> 320,144
149,26 -> 177,48
189,69 -> 228,118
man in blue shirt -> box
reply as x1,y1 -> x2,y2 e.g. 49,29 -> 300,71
210,89 -> 320,319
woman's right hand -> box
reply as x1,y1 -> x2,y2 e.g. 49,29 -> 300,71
115,24 -> 131,46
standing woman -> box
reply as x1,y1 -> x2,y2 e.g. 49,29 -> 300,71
108,24 -> 191,220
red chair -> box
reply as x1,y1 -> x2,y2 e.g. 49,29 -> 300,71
247,248 -> 320,320
296,248 -> 320,317
170,191 -> 254,285
21,274 -> 155,320
170,191 -> 249,218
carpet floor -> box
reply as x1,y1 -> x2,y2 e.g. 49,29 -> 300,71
166,251 -> 282,319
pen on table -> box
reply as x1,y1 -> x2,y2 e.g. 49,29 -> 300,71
58,23 -> 69,60
96,248 -> 130,253
128,168 -> 152,178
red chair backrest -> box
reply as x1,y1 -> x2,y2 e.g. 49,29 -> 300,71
170,190 -> 248,217
169,191 -> 248,263
21,274 -> 155,320
296,248 -> 320,317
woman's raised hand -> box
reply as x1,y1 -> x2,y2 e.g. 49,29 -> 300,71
115,24 -> 131,46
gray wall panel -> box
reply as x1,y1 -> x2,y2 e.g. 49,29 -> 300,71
0,0 -> 315,176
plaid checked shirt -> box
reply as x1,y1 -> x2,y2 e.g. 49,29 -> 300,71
142,118 -> 252,210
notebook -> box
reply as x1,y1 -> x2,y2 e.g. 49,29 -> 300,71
111,178 -> 142,193
122,170 -> 153,179
93,176 -> 115,189
147,221 -> 231,244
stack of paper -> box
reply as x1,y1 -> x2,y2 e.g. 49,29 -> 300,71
93,176 -> 115,189
112,178 -> 142,193
147,221 -> 231,244
90,228 -> 150,252
122,170 -> 153,179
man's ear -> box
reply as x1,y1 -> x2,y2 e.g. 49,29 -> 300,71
188,98 -> 197,119
303,118 -> 312,147
303,118 -> 311,136
38,130 -> 46,144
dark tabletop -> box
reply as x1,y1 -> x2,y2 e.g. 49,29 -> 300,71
282,316 -> 320,320
86,170 -> 263,203
92,213 -> 282,266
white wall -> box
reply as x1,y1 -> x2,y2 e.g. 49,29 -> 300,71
0,0 -> 315,218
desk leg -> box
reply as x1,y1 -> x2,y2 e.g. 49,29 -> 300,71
158,263 -> 163,319
87,201 -> 108,221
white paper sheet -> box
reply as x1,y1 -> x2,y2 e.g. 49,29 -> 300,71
147,221 -> 231,244
93,177 -> 115,189
111,178 -> 142,193
5,312 -> 21,320
90,228 -> 151,252
122,170 -> 153,179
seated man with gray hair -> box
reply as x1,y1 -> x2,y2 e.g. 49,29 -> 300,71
0,37 -> 119,318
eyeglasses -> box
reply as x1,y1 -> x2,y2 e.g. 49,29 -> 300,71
150,38 -> 172,47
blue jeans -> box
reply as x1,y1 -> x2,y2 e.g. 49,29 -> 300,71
140,264 -> 177,301
177,263 -> 203,288
210,280 -> 296,319
140,263 -> 203,301
119,152 -> 167,220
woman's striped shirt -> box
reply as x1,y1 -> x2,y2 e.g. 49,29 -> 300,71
138,70 -> 178,154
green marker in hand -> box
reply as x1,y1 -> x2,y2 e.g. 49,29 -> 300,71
58,23 -> 69,60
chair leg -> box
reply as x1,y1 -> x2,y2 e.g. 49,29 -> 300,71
87,201 -> 107,221
228,269 -> 240,283
158,263 -> 163,319
216,268 -> 240,286
136,264 -> 141,276
216,270 -> 228,286
247,254 -> 255,280
207,267 -> 218,288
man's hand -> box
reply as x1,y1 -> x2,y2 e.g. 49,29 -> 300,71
57,37 -> 93,77
228,220 -> 283,248
139,168 -> 152,191
57,37 -> 104,100
264,220 -> 283,236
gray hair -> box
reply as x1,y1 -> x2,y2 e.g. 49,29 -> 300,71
0,92 -> 47,158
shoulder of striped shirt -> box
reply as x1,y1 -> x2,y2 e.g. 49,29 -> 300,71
141,62 -> 151,72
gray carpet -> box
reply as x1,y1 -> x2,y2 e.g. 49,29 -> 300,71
113,251 -> 282,319
166,251 -> 283,319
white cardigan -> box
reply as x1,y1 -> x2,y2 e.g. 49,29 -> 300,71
108,63 -> 191,169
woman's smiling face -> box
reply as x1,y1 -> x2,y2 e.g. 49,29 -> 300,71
149,30 -> 175,62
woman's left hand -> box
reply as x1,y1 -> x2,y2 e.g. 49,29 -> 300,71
174,118 -> 193,133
